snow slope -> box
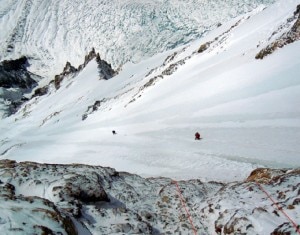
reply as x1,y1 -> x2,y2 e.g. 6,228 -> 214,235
0,0 -> 275,77
0,0 -> 300,183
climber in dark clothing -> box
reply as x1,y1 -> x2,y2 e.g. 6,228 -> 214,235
112,130 -> 117,135
195,132 -> 200,140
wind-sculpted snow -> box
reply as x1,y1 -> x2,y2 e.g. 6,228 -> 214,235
0,0 -> 275,77
0,160 -> 299,234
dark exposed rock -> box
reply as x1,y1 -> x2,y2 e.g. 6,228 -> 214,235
96,53 -> 116,80
82,98 -> 107,120
1,56 -> 28,71
163,52 -> 178,66
256,5 -> 300,59
294,4 -> 300,16
53,48 -> 116,90
54,61 -> 78,89
0,159 -> 17,168
63,61 -> 77,76
162,59 -> 185,76
0,56 -> 37,89
0,56 -> 41,116
54,74 -> 63,90
198,42 -> 211,53
246,168 -> 287,183
32,225 -> 56,235
223,217 -> 250,234
32,86 -> 49,98
271,222 -> 293,235
84,47 -> 97,67
64,175 -> 110,203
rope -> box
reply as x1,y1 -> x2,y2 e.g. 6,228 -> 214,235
172,180 -> 197,235
256,182 -> 300,234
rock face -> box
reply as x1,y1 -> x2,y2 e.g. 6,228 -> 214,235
0,159 -> 299,234
54,61 -> 78,90
54,48 -> 116,90
96,53 -> 116,80
0,57 -> 40,117
0,57 -> 37,89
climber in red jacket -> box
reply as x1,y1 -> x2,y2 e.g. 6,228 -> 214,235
195,132 -> 200,140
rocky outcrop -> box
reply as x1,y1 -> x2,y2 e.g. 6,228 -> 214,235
96,53 -> 116,80
0,180 -> 76,234
54,48 -> 116,90
0,160 -> 299,234
0,56 -> 38,89
54,61 -> 78,89
197,19 -> 242,54
256,5 -> 300,59
82,98 -> 107,120
0,56 -> 41,117
31,85 -> 49,98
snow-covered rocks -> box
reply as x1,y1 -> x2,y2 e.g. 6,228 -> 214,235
0,162 -> 76,235
0,160 -> 299,234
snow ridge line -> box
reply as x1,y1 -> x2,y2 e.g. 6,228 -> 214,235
256,182 -> 300,234
172,180 -> 198,235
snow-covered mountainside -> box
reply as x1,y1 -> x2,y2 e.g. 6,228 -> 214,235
0,49 -> 115,119
0,160 -> 299,234
0,0 -> 300,183
0,0 -> 275,77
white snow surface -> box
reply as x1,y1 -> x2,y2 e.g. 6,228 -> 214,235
0,0 -> 300,183
0,0 -> 275,77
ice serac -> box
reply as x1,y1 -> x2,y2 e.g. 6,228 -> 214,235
0,160 -> 299,234
0,0 -> 275,77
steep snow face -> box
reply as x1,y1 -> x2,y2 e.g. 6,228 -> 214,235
0,0 -> 300,182
0,0 -> 275,77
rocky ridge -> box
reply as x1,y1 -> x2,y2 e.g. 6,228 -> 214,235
54,48 -> 116,90
0,160 -> 299,234
256,4 -> 300,59
0,48 -> 116,120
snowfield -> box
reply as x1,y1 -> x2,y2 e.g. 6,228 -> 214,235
0,0 -> 300,184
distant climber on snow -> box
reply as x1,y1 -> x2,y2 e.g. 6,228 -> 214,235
195,132 -> 200,140
112,130 -> 117,135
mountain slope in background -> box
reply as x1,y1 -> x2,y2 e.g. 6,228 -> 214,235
0,0 -> 299,182
0,0 -> 275,77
